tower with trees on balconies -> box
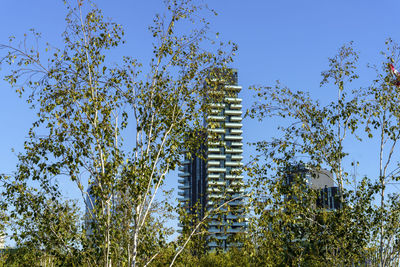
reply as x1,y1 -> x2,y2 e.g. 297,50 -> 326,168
178,69 -> 246,250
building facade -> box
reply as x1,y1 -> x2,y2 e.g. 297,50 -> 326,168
284,163 -> 340,210
178,69 -> 246,250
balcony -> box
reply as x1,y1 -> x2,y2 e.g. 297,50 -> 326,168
225,135 -> 243,141
231,222 -> 247,227
178,172 -> 190,177
208,154 -> 226,160
208,128 -> 225,134
208,147 -> 221,153
210,109 -> 221,114
178,166 -> 186,172
209,194 -> 223,199
178,185 -> 190,190
231,142 -> 243,147
225,148 -> 243,154
230,104 -> 242,109
208,242 -> 218,247
207,188 -> 221,193
231,155 -> 243,160
231,181 -> 244,186
225,161 -> 242,167
230,116 -> 242,122
178,178 -> 186,184
227,214 -> 238,219
225,85 -> 242,91
227,228 -> 243,233
228,200 -> 244,206
207,115 -> 225,121
225,122 -> 242,128
230,167 -> 242,173
225,174 -> 244,179
178,197 -> 190,202
227,187 -> 244,193
207,174 -> 220,179
208,180 -> 225,186
181,160 -> 190,165
207,167 -> 226,173
230,129 -> 243,134
208,141 -> 225,146
208,227 -> 222,233
224,97 -> 242,103
178,191 -> 187,196
209,103 -> 225,108
225,110 -> 242,116
207,160 -> 220,167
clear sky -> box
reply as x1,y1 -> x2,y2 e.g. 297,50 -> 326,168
1,0 -> 400,242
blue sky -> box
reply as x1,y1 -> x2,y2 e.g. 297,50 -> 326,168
1,0 -> 400,242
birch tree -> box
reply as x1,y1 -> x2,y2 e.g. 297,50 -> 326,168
0,0 -> 236,266
362,38 -> 400,267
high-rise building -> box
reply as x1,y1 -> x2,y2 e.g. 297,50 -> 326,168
178,69 -> 246,250
283,163 -> 340,210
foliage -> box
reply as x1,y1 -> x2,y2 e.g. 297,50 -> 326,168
0,0 -> 236,266
2,0 -> 400,266
246,40 -> 400,266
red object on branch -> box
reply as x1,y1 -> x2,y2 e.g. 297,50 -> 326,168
389,63 -> 400,87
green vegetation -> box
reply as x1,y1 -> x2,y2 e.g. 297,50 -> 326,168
1,0 -> 400,266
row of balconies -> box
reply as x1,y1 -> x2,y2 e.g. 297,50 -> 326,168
207,160 -> 242,167
208,221 -> 246,227
207,168 -> 243,175
207,141 -> 243,149
207,121 -> 243,129
207,227 -> 245,234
